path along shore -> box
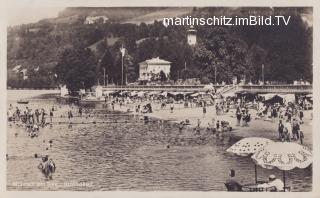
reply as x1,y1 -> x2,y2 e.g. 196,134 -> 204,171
112,103 -> 313,148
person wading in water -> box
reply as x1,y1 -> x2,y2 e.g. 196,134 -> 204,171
38,156 -> 56,180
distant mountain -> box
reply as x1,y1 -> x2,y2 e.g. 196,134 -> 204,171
57,7 -> 168,22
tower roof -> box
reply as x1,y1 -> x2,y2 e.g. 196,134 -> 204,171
187,25 -> 197,33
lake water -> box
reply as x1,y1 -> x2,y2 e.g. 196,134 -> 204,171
6,90 -> 312,191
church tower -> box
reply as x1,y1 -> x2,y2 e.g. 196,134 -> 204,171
187,26 -> 197,46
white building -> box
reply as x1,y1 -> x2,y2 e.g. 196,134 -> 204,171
139,57 -> 171,81
60,85 -> 69,97
84,16 -> 109,24
187,26 -> 197,45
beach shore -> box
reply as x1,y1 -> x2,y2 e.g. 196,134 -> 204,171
112,103 -> 313,148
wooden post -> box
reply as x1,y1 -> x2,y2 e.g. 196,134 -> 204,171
255,164 -> 258,184
283,170 -> 286,191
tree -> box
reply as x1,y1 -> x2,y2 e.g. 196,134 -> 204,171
99,48 -> 114,84
192,27 -> 249,84
55,48 -> 97,94
159,70 -> 167,82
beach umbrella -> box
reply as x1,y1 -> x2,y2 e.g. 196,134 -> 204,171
251,142 -> 312,190
226,137 -> 274,184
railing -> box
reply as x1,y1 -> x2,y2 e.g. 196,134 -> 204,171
101,85 -> 217,92
100,84 -> 312,93
239,85 -> 312,93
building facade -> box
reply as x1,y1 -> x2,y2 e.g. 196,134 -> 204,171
139,57 -> 171,81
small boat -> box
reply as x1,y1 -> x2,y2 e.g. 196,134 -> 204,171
17,99 -> 29,104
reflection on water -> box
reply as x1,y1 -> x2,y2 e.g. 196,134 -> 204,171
6,91 -> 312,191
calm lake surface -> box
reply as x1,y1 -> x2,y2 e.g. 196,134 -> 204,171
6,90 -> 312,191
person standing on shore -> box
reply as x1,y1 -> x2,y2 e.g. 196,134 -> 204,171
170,103 -> 174,113
49,110 -> 53,123
211,118 -> 216,133
241,112 -> 247,127
40,109 -> 46,127
236,107 -> 241,126
284,119 -> 292,141
216,120 -> 220,132
203,105 -> 207,118
35,109 -> 40,124
299,108 -> 304,123
278,120 -> 284,141
197,118 -> 201,127
79,107 -> 83,117
292,118 -> 300,141
111,101 -> 115,111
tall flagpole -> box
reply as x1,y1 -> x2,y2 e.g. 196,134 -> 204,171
122,53 -> 124,85
120,45 -> 125,86
103,67 -> 106,86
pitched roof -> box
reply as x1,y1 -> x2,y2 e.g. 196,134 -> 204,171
139,57 -> 171,65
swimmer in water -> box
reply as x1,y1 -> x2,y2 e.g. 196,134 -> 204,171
179,122 -> 184,132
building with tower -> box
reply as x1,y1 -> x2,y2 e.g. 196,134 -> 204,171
187,26 -> 197,45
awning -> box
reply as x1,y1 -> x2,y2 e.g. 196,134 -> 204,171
259,94 -> 277,100
222,92 -> 236,98
169,92 -> 184,96
130,91 -> 138,96
160,92 -> 167,97
119,91 -> 129,96
278,94 -> 295,104
137,91 -> 145,97
147,91 -> 160,96
306,94 -> 313,98
103,91 -> 114,95
262,95 -> 283,104
190,93 -> 199,97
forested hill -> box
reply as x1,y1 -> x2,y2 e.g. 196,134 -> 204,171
7,7 -> 312,89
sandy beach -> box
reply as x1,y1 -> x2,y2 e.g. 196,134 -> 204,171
113,103 -> 313,148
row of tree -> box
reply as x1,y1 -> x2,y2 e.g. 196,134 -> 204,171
8,7 -> 312,92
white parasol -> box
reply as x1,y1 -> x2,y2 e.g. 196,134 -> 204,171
227,137 -> 274,184
227,137 -> 274,157
251,142 -> 312,190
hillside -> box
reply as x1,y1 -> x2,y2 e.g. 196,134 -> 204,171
58,7 -> 168,22
7,7 -> 312,89
123,7 -> 193,24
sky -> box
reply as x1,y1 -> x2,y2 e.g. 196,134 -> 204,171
7,3 -> 64,26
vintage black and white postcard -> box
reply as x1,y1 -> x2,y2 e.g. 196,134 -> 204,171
1,0 -> 319,198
